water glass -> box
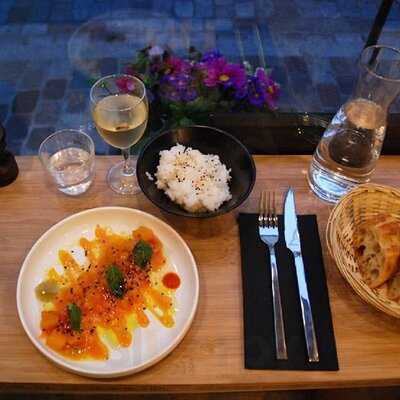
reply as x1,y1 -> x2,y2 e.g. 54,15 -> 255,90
39,129 -> 95,196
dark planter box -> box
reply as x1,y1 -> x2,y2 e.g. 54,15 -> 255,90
209,112 -> 400,155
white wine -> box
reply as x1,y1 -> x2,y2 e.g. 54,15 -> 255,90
92,94 -> 148,149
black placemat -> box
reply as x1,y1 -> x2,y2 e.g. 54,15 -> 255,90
238,213 -> 339,371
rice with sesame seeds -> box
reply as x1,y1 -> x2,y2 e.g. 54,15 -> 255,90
154,144 -> 232,212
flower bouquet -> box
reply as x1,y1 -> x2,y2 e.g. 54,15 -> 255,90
118,46 -> 280,128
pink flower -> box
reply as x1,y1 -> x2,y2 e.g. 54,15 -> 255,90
203,58 -> 246,89
254,67 -> 280,109
265,81 -> 280,110
165,56 -> 191,75
116,77 -> 135,93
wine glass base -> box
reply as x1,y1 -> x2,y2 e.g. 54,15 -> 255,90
107,160 -> 141,195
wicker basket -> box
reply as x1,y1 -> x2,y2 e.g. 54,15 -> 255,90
326,183 -> 400,318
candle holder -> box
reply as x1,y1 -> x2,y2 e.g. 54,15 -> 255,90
0,123 -> 19,187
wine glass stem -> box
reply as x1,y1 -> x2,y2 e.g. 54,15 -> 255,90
122,147 -> 134,176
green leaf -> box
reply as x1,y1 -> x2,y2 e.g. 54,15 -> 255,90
133,50 -> 150,71
207,88 -> 221,103
105,265 -> 125,298
67,303 -> 81,331
168,102 -> 184,114
185,97 -> 211,113
178,117 -> 195,127
133,240 -> 153,269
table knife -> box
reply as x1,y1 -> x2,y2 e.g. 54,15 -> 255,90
284,187 -> 319,362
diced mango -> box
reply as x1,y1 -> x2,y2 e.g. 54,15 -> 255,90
46,330 -> 67,351
133,226 -> 154,241
151,251 -> 165,269
40,311 -> 59,330
59,250 -> 81,280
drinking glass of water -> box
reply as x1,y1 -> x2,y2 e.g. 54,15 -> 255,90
39,129 -> 95,196
308,45 -> 400,203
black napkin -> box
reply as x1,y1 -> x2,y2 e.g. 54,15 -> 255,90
238,213 -> 339,371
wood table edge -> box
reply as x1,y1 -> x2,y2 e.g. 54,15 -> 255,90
2,378 -> 400,394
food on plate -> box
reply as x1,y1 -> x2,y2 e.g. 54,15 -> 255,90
35,225 -> 180,360
153,143 -> 232,213
35,279 -> 59,302
354,214 -> 400,289
162,272 -> 181,290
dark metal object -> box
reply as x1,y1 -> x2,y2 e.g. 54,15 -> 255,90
364,0 -> 395,49
364,0 -> 395,66
0,123 -> 18,187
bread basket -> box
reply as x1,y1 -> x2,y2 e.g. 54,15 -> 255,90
326,183 -> 400,318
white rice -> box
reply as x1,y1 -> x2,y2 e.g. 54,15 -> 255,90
154,144 -> 232,212
145,171 -> 154,181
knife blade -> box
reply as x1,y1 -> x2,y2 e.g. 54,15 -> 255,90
284,187 -> 319,363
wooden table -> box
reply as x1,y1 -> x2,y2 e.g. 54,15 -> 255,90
1,155 -> 400,394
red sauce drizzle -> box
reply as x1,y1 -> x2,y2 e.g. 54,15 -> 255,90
162,272 -> 181,290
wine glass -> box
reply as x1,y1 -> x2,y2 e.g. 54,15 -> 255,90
90,74 -> 149,195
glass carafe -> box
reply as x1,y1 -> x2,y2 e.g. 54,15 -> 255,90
308,45 -> 400,203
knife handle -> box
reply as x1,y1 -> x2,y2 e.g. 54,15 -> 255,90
293,254 -> 319,362
269,246 -> 288,360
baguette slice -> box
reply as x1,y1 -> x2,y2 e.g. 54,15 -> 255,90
387,272 -> 400,301
353,215 -> 400,289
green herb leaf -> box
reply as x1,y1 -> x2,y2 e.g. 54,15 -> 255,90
67,303 -> 81,331
133,240 -> 153,269
105,265 -> 125,298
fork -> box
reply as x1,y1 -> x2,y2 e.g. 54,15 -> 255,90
258,191 -> 288,360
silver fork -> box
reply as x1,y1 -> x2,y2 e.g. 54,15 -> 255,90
258,191 -> 288,360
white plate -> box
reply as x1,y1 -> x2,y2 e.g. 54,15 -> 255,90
16,207 -> 199,378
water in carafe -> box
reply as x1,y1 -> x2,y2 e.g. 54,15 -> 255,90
308,98 -> 386,202
308,45 -> 400,203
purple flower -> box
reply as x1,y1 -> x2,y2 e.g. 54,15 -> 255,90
162,72 -> 191,91
163,88 -> 181,102
128,46 -> 280,112
247,77 -> 266,107
161,84 -> 197,103
254,67 -> 280,109
116,77 -> 135,93
165,56 -> 191,75
265,85 -> 280,109
176,74 -> 191,90
234,85 -> 248,100
236,68 -> 281,109
181,88 -> 198,102
160,71 -> 197,103
201,49 -> 223,63
203,58 -> 246,90
254,67 -> 270,86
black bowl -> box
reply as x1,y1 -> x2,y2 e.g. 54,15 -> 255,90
136,125 -> 256,218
